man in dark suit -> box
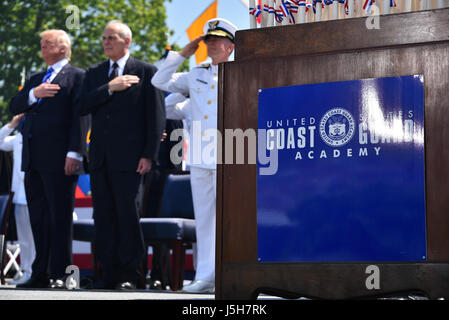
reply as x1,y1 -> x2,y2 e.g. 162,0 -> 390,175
9,29 -> 86,289
78,20 -> 165,290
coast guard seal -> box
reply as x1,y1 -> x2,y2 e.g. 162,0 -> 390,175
319,108 -> 355,147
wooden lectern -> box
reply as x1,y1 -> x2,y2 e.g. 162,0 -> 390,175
216,8 -> 449,300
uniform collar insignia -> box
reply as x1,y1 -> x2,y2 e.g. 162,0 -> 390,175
196,63 -> 211,69
208,20 -> 219,30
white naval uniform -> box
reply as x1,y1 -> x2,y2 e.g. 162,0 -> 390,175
152,51 -> 219,282
0,125 -> 36,276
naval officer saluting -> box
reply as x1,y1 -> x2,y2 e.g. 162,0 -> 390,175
151,18 -> 237,293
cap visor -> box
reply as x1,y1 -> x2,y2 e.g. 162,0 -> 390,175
206,30 -> 234,42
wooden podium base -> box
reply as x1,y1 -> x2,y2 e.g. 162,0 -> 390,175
220,263 -> 449,299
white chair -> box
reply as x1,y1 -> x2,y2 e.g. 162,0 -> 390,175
3,243 -> 21,280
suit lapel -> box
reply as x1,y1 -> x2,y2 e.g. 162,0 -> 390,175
102,60 -> 110,84
51,63 -> 70,85
36,64 -> 71,107
123,56 -> 135,75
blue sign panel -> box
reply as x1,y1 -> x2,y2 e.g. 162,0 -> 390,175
257,75 -> 426,262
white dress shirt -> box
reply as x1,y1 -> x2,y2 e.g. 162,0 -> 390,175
109,52 -> 130,78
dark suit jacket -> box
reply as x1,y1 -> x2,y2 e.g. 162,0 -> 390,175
0,150 -> 12,194
9,64 -> 85,173
77,57 -> 166,171
158,119 -> 183,170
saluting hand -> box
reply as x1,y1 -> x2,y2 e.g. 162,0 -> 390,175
180,35 -> 206,58
33,80 -> 60,98
108,75 -> 140,92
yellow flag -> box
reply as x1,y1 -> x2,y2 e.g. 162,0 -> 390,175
186,0 -> 218,65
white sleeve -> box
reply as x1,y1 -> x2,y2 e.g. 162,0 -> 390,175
165,93 -> 189,120
66,151 -> 83,161
0,124 -> 16,152
28,88 -> 38,105
151,51 -> 190,95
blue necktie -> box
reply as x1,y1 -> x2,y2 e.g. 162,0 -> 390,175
37,67 -> 54,104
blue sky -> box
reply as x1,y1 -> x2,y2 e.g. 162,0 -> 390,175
164,0 -> 250,67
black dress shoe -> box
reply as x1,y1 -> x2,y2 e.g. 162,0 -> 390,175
49,279 -> 66,289
149,279 -> 163,290
115,281 -> 136,291
16,276 -> 50,289
149,279 -> 169,290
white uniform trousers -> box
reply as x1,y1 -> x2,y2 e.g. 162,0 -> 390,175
189,166 -> 216,282
14,204 -> 36,275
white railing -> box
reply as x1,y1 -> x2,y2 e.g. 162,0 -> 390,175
249,0 -> 449,27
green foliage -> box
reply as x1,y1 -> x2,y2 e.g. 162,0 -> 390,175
0,0 -> 189,124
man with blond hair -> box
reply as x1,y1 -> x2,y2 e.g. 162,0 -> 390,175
10,29 -> 87,289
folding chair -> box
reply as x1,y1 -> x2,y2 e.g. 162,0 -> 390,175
0,192 -> 15,285
140,173 -> 196,291
73,173 -> 196,291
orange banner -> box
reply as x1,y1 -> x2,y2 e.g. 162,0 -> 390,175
186,0 -> 218,65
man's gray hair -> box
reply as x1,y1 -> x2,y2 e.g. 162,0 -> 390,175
106,20 -> 132,42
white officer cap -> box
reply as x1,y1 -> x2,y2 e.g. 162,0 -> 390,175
203,18 -> 238,44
